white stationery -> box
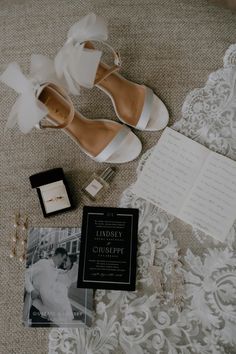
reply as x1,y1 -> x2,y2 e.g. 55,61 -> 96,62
133,127 -> 236,241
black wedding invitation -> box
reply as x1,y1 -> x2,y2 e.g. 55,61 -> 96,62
77,206 -> 139,291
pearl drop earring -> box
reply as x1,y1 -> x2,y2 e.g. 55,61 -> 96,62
10,212 -> 20,258
19,216 -> 28,263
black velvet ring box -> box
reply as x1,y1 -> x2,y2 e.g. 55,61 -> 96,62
29,168 -> 73,217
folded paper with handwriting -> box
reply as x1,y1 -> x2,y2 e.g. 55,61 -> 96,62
133,127 -> 236,241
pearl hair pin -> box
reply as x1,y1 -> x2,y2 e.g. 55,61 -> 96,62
149,239 -> 166,302
171,250 -> 185,311
149,240 -> 185,311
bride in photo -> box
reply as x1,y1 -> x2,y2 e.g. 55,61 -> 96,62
35,255 -> 78,326
24,249 -> 78,327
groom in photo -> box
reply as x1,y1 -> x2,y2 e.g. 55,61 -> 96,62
24,247 -> 68,327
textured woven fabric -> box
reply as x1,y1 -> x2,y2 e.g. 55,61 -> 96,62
0,0 -> 235,353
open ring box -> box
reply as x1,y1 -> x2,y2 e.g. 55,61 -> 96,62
29,168 -> 73,217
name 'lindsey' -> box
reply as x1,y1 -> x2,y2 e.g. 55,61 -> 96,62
96,230 -> 123,237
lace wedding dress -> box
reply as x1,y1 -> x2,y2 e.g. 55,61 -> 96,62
49,44 -> 236,354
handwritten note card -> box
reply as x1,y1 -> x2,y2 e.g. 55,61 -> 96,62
133,127 -> 236,241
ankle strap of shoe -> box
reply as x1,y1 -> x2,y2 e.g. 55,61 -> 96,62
94,64 -> 120,85
84,40 -> 122,85
39,84 -> 75,130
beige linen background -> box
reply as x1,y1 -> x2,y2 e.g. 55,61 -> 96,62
0,0 -> 235,353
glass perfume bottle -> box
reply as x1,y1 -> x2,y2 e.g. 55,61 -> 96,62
82,167 -> 115,201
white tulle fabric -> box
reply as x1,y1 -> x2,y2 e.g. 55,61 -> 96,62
0,54 -> 63,133
48,44 -> 236,354
55,13 -> 108,95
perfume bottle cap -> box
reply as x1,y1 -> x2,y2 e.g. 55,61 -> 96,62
100,167 -> 115,182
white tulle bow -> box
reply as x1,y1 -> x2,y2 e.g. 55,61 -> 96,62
55,13 -> 108,95
0,54 -> 61,133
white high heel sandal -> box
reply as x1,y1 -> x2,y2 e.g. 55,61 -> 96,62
55,13 -> 169,132
0,55 -> 142,164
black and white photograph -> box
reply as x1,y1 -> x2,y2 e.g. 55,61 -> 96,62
23,227 -> 94,328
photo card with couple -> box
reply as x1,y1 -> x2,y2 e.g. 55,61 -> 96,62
23,227 -> 93,327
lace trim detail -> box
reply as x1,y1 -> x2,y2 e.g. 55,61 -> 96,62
49,43 -> 236,354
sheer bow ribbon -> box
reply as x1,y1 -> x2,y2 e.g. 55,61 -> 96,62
55,13 -> 108,95
0,54 -> 62,133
